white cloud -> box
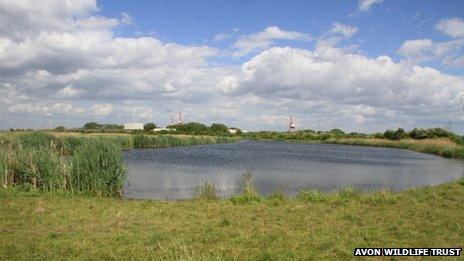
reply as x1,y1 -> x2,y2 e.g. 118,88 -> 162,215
9,102 -> 85,116
220,46 -> 464,128
91,103 -> 113,116
358,0 -> 383,13
1,0 -> 464,132
123,105 -> 156,119
398,38 -> 464,64
245,115 -> 290,126
213,33 -> 232,42
57,85 -> 82,98
232,26 -> 310,57
330,23 -> 358,38
121,12 -> 134,26
436,17 -> 464,38
397,39 -> 433,60
0,0 -> 223,110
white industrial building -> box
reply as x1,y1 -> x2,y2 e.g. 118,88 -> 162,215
123,122 -> 144,130
152,127 -> 171,132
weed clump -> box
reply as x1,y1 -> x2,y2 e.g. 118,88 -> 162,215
297,190 -> 326,203
230,172 -> 262,204
194,181 -> 219,200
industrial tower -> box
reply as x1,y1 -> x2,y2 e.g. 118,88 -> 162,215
288,116 -> 296,132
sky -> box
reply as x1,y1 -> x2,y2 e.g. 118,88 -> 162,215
0,0 -> 464,132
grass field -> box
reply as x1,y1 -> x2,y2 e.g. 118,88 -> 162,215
1,181 -> 463,259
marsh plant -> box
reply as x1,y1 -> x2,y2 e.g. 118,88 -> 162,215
133,134 -> 236,149
230,172 -> 262,203
0,132 -> 126,196
0,132 -> 236,196
194,181 -> 219,200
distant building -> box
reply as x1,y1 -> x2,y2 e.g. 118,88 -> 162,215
152,127 -> 172,132
123,122 -> 143,130
228,127 -> 238,134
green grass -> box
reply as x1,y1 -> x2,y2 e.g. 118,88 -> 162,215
0,181 -> 463,259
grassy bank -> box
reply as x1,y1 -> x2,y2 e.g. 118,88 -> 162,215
1,181 -> 463,259
321,137 -> 464,159
0,132 -> 237,196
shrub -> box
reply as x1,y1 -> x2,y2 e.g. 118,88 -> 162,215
143,123 -> 157,131
230,172 -> 262,204
210,123 -> 229,133
194,181 -> 219,200
298,190 -> 326,203
54,126 -> 66,132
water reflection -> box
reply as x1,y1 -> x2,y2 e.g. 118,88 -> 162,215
123,141 -> 463,200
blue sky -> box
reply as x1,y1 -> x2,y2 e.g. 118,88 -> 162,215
98,0 -> 463,70
0,0 -> 464,132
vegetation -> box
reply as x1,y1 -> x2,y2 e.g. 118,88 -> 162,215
143,122 -> 157,131
322,137 -> 464,159
243,127 -> 464,160
0,132 -> 237,196
194,181 -> 219,200
245,127 -> 455,142
230,172 -> 263,204
83,122 -> 124,131
54,125 -> 66,132
0,132 -> 126,196
1,128 -> 463,259
1,181 -> 463,259
132,134 -> 236,148
209,123 -> 229,134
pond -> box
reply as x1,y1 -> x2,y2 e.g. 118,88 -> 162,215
123,140 -> 463,200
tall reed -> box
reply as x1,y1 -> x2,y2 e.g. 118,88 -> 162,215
0,132 -> 126,195
69,138 -> 125,196
133,134 -> 236,149
0,131 -> 237,196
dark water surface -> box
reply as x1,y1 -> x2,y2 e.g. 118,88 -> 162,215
123,141 -> 463,199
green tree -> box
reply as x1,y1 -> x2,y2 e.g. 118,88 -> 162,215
210,123 -> 229,133
409,128 -> 428,139
54,126 -> 66,131
143,123 -> 157,131
83,122 -> 101,129
383,130 -> 396,140
393,128 -> 405,140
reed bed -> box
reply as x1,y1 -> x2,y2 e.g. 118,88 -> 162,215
0,132 -> 126,196
0,132 -> 237,196
322,137 -> 464,159
132,134 -> 237,148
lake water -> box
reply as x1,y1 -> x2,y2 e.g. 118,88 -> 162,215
123,140 -> 463,200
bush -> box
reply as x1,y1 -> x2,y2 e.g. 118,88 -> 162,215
143,123 -> 157,131
194,181 -> 219,200
230,172 -> 262,204
54,126 -> 66,131
298,190 -> 326,203
210,123 -> 229,133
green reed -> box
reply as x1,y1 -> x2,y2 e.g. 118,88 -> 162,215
132,134 -> 237,149
0,132 -> 237,196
